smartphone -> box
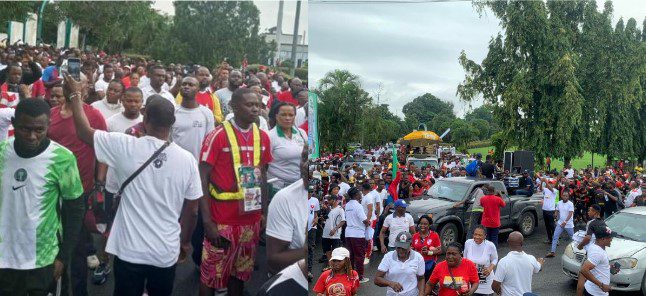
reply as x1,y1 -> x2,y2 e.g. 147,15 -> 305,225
67,58 -> 81,81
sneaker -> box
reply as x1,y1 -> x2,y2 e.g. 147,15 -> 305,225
364,258 -> 370,265
91,263 -> 111,285
546,252 -> 556,258
87,255 -> 100,269
359,277 -> 370,283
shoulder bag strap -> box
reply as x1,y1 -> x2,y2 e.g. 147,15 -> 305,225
115,141 -> 170,198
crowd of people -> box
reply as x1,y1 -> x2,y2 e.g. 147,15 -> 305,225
0,43 -> 310,296
308,145 -> 645,295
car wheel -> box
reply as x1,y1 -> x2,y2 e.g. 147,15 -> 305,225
439,223 -> 459,248
518,212 -> 536,236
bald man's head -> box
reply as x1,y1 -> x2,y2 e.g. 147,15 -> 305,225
508,231 -> 524,250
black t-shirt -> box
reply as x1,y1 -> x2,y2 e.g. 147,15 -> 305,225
585,218 -> 606,236
481,163 -> 496,179
605,189 -> 619,213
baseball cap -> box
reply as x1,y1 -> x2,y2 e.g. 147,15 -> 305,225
394,200 -> 408,208
330,247 -> 350,261
394,231 -> 412,249
594,226 -> 617,239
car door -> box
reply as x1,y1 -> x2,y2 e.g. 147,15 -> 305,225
492,182 -> 512,227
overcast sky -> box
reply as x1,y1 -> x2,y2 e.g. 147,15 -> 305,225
152,0 -> 308,43
309,0 -> 645,118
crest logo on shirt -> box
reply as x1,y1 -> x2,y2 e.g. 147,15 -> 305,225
14,168 -> 27,182
154,153 -> 167,168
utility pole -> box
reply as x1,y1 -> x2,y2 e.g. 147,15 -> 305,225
275,0 -> 283,67
36,0 -> 47,45
290,0 -> 301,76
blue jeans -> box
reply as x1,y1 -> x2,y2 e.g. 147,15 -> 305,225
551,225 -> 574,252
486,227 -> 499,248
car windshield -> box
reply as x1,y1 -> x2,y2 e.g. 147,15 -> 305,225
426,180 -> 470,202
605,212 -> 646,242
410,159 -> 438,169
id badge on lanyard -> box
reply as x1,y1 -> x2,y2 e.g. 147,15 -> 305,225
240,165 -> 262,213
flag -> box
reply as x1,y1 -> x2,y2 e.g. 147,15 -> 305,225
392,146 -> 398,177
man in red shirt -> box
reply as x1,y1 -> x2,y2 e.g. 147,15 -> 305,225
199,88 -> 272,296
48,73 -> 108,295
479,185 -> 506,247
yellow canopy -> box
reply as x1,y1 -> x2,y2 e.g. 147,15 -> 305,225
400,130 -> 441,146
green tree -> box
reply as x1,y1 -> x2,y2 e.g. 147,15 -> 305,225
0,2 -> 39,33
401,93 -> 456,129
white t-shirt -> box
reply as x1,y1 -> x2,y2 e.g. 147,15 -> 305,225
171,105 -> 215,160
338,182 -> 351,197
94,78 -> 110,94
556,200 -> 575,228
361,190 -> 379,221
91,99 -> 123,120
542,188 -> 556,211
383,213 -> 415,248
0,108 -> 15,141
107,112 -> 142,133
141,85 -> 176,105
565,168 -> 574,179
267,127 -> 307,185
626,188 -> 642,207
493,251 -> 541,296
94,131 -> 202,268
464,239 -> 498,294
344,199 -> 367,238
584,244 -> 610,296
377,250 -> 425,296
266,180 -> 308,250
308,197 -> 320,230
295,106 -> 306,127
215,87 -> 233,115
322,206 -> 345,239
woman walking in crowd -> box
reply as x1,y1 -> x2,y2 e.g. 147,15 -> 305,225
411,215 -> 441,281
313,247 -> 360,296
464,225 -> 498,296
374,232 -> 426,296
425,242 -> 480,296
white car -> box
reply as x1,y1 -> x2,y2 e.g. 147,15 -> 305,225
562,207 -> 646,294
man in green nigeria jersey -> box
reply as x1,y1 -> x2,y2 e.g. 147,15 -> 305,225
0,98 -> 84,295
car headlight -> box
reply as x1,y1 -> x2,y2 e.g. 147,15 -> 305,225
610,258 -> 638,269
564,244 -> 575,259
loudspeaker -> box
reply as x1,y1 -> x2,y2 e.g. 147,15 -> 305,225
512,151 -> 535,174
503,151 -> 513,172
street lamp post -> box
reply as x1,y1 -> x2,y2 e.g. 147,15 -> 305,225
36,0 -> 47,45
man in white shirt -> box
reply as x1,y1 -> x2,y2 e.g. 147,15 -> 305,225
306,191 -> 320,279
541,178 -> 557,244
68,71 -> 201,296
106,87 -> 143,133
321,195 -> 345,268
493,232 -> 544,296
266,147 -> 309,274
626,181 -> 642,208
141,66 -> 175,104
170,77 -> 215,160
547,191 -> 575,257
361,182 -> 380,264
380,200 -> 415,252
375,231 -> 425,296
344,186 -> 370,283
215,70 -> 242,116
94,63 -> 114,98
579,226 -> 615,296
91,80 -> 124,119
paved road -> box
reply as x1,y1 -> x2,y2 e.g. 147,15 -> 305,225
86,244 -> 272,296
307,225 -> 642,296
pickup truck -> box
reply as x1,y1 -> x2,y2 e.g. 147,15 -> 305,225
406,177 -> 544,247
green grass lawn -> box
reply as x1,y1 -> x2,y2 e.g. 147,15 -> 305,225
467,146 -> 605,171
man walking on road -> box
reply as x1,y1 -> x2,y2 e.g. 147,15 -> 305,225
578,226 -> 615,296
492,231 -> 544,296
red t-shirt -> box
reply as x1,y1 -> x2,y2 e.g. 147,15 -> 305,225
480,195 -> 505,228
31,79 -> 46,98
429,259 -> 479,296
313,270 -> 359,296
411,231 -> 441,262
48,104 -> 107,192
200,123 -> 272,225
195,90 -> 216,114
121,76 -> 131,89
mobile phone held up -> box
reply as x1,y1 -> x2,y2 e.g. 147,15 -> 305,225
67,58 -> 81,81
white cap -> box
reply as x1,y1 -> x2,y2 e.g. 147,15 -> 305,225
329,247 -> 350,261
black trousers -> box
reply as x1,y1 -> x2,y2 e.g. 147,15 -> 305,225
307,228 -> 317,272
543,210 -> 556,241
113,256 -> 176,296
0,265 -> 54,296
